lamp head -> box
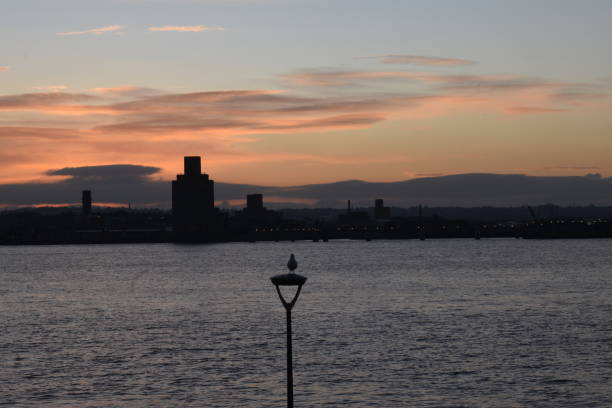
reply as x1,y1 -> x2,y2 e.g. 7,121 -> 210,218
271,254 -> 307,309
272,254 -> 305,285
270,273 -> 307,286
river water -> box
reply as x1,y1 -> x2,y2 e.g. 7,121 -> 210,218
1,239 -> 611,407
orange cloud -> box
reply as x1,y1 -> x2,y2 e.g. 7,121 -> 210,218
0,73 -> 590,136
28,202 -> 129,208
0,126 -> 81,140
0,92 -> 97,106
57,25 -> 125,36
0,65 -> 607,186
0,81 -> 581,142
90,85 -> 138,93
0,92 -> 123,115
148,25 -> 224,32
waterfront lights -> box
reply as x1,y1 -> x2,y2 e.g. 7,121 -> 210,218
270,254 -> 307,408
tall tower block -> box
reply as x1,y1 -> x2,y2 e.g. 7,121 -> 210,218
184,156 -> 201,176
171,156 -> 215,237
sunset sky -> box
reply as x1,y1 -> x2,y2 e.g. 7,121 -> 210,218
1,0 -> 611,190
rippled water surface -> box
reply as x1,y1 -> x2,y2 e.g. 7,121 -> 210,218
1,239 -> 612,407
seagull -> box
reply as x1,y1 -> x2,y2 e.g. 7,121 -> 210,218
287,254 -> 298,272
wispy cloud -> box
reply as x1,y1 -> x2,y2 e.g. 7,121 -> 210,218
0,92 -> 99,107
403,171 -> 450,178
0,92 -> 110,115
360,54 -> 474,66
0,126 -> 81,141
89,85 -> 164,98
90,85 -> 142,94
545,166 -> 601,171
284,69 -> 578,93
148,25 -> 224,32
0,66 -> 10,72
57,25 -> 125,36
33,85 -> 68,92
506,106 -> 566,114
283,70 -> 418,86
552,90 -> 612,103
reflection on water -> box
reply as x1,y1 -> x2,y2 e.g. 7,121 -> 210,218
1,239 -> 611,407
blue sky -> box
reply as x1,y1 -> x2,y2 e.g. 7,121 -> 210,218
3,0 -> 611,92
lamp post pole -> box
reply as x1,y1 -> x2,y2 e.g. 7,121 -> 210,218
285,294 -> 294,406
271,254 -> 307,408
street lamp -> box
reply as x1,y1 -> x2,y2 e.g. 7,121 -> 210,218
270,254 -> 307,408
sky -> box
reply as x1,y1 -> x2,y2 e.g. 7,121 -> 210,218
1,0 -> 612,195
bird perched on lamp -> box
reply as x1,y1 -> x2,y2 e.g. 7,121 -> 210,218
287,254 -> 297,272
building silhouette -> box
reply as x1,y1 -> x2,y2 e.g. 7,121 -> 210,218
374,198 -> 391,219
338,199 -> 370,225
172,156 -> 216,238
82,190 -> 92,215
246,194 -> 264,213
80,190 -> 92,225
230,193 -> 282,234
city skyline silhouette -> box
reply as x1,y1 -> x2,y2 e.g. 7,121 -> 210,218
1,155 -> 611,244
0,162 -> 610,208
